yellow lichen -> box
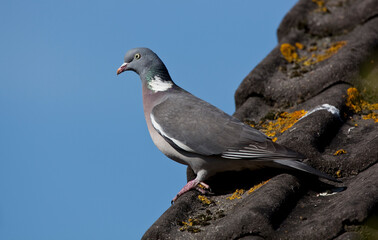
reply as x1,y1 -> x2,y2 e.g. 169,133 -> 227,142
295,42 -> 304,50
346,87 -> 364,112
226,189 -> 245,200
272,137 -> 278,142
334,149 -> 347,156
198,195 -> 212,205
247,180 -> 270,194
336,170 -> 342,178
312,0 -> 325,7
280,43 -> 298,63
179,213 -> 213,232
280,41 -> 347,76
179,218 -> 201,233
309,46 -> 318,52
304,41 -> 347,66
316,41 -> 347,62
346,87 -> 378,122
259,110 -> 308,137
312,0 -> 328,12
362,113 -> 378,122
303,56 -> 314,66
180,218 -> 193,228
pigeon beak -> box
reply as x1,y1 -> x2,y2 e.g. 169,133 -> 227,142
117,62 -> 128,75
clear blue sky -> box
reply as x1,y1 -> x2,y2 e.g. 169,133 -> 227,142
0,1 -> 297,239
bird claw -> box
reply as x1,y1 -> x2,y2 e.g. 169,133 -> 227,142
171,180 -> 212,203
197,182 -> 212,194
195,186 -> 213,195
198,182 -> 210,190
195,186 -> 207,194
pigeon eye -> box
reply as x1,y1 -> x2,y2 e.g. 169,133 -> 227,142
134,53 -> 141,59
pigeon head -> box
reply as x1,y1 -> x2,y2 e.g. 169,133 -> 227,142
117,48 -> 171,79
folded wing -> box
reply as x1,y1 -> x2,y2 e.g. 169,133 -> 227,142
151,89 -> 304,160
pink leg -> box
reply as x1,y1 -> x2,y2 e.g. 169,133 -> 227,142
172,179 -> 211,203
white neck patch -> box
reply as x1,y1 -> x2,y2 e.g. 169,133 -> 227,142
148,76 -> 173,92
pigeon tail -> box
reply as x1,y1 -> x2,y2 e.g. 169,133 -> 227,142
274,159 -> 341,182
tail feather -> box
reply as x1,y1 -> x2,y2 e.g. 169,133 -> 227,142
273,159 -> 341,182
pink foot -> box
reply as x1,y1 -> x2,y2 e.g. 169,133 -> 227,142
196,182 -> 211,194
198,182 -> 210,189
171,180 -> 211,203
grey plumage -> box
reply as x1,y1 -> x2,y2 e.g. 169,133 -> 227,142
117,47 -> 338,201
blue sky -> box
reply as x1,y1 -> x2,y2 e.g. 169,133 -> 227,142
0,1 -> 297,239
